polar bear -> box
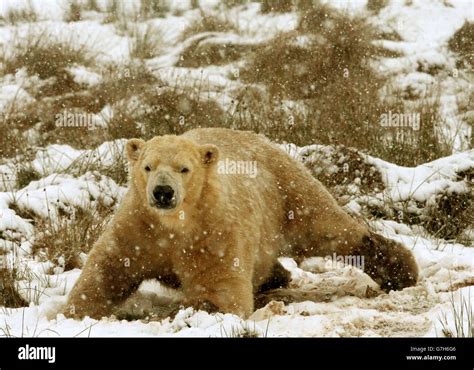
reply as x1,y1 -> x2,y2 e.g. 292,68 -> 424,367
65,128 -> 418,319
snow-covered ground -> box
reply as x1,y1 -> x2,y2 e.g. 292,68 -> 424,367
0,0 -> 473,337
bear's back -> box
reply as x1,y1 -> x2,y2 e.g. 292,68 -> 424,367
182,128 -> 316,183
182,128 -> 273,162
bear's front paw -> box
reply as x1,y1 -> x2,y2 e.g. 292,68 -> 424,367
190,299 -> 220,313
168,299 -> 220,318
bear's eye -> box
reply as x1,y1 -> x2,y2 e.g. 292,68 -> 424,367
180,167 -> 190,174
144,166 -> 151,172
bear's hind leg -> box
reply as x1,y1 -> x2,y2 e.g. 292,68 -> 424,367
356,232 -> 418,291
293,222 -> 418,292
256,261 -> 291,294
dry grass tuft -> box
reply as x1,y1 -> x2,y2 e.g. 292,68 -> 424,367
222,0 -> 251,8
448,21 -> 474,68
15,164 -> 41,190
1,31 -> 94,100
0,119 -> 29,159
65,0 -> 83,22
439,289 -> 474,337
425,191 -> 473,241
181,10 -> 238,41
62,142 -> 129,185
178,38 -> 254,68
259,0 -> 294,13
372,99 -> 452,166
128,24 -> 164,59
247,1 -> 399,93
107,87 -> 225,140
0,260 -> 28,308
242,3 -> 395,99
2,32 -> 92,81
139,0 -> 170,19
86,0 -> 101,12
31,202 -> 114,271
365,168 -> 473,242
104,0 -> 168,28
3,0 -> 37,25
366,0 -> 389,13
92,63 -> 160,107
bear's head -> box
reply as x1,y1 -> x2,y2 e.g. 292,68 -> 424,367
126,135 -> 219,226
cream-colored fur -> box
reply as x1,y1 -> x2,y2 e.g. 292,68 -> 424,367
65,128 -> 418,319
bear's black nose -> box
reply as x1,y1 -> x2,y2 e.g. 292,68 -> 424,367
152,185 -> 176,208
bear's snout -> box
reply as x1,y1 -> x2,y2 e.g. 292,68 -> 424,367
152,185 -> 177,209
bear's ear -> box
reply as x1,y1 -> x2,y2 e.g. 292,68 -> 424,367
126,138 -> 145,163
199,144 -> 219,166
